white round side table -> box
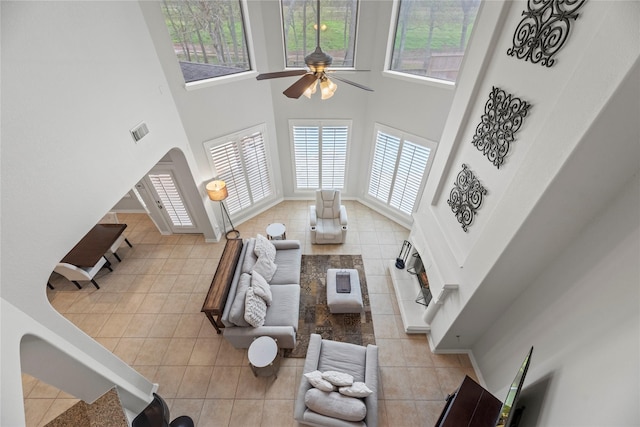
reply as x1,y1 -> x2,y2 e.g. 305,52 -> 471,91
266,223 -> 286,240
248,336 -> 281,378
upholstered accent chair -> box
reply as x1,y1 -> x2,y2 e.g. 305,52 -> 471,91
310,189 -> 348,244
54,257 -> 111,290
294,334 -> 379,427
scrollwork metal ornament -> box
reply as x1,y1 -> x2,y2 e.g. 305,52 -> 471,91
447,164 -> 487,232
472,86 -> 531,169
507,0 -> 587,67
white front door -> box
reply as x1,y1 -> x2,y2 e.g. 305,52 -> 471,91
143,168 -> 197,234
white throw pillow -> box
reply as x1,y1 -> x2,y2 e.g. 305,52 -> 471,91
254,233 -> 276,262
252,255 -> 277,282
339,382 -> 373,398
244,286 -> 267,327
304,370 -> 336,392
322,371 -> 354,387
251,270 -> 273,306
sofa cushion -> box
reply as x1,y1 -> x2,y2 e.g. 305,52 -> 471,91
304,370 -> 335,392
304,389 -> 366,422
244,286 -> 267,327
253,255 -> 277,282
264,285 -> 300,329
228,273 -> 251,327
318,340 -> 367,382
241,238 -> 258,275
251,270 -> 272,306
339,382 -> 373,398
271,247 -> 302,285
316,218 -> 343,240
254,233 -> 276,262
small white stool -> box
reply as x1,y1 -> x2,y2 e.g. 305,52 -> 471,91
326,269 -> 363,314
248,336 -> 281,378
266,223 -> 286,240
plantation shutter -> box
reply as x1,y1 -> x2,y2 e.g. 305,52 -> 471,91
368,131 -> 400,202
208,141 -> 251,214
148,172 -> 194,227
390,141 -> 431,214
241,131 -> 272,203
320,126 -> 348,189
293,126 -> 320,189
292,122 -> 349,190
367,125 -> 437,216
204,125 -> 274,216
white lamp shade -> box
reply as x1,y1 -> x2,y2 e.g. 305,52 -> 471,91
320,77 -> 337,100
303,80 -> 318,99
206,180 -> 228,201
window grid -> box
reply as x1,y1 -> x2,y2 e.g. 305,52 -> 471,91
205,127 -> 273,215
293,126 -> 320,189
161,0 -> 252,84
292,122 -> 349,190
368,127 -> 434,216
389,0 -> 481,82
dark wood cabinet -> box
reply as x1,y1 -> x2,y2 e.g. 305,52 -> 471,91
435,375 -> 502,427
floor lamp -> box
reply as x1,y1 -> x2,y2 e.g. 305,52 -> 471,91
206,180 -> 240,240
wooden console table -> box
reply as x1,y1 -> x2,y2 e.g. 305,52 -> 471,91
201,238 -> 243,334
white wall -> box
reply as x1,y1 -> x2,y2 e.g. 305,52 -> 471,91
414,0 -> 640,349
1,1 -> 210,423
474,173 -> 639,426
407,0 -> 640,423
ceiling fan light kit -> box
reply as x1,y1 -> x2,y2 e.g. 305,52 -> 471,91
320,76 -> 337,100
256,0 -> 373,100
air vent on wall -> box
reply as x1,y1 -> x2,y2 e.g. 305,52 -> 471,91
130,122 -> 149,143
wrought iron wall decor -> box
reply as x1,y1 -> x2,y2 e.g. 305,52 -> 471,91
472,86 -> 531,169
507,0 -> 587,67
447,164 -> 487,232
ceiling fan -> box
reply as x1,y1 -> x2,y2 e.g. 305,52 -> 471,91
256,0 -> 373,100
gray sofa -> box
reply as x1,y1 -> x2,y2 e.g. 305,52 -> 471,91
220,237 -> 302,349
294,334 -> 379,427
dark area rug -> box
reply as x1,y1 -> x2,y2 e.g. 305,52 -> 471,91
285,254 -> 376,358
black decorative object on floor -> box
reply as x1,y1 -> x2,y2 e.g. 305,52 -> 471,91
448,164 -> 487,232
507,0 -> 587,67
472,86 -> 531,169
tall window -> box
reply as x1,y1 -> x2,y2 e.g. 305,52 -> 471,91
389,0 -> 481,82
291,120 -> 350,190
204,125 -> 273,215
368,124 -> 436,215
161,0 -> 251,83
281,0 -> 359,68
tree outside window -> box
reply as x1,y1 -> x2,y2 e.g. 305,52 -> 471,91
390,0 -> 481,82
281,0 -> 358,68
161,0 -> 251,83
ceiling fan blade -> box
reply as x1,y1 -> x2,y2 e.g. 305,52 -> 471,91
330,74 -> 374,92
283,73 -> 319,99
256,69 -> 308,81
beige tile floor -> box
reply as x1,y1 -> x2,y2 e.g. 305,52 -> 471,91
24,201 -> 477,426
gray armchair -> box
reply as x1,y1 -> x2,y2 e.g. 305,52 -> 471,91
310,189 -> 348,244
294,334 -> 379,427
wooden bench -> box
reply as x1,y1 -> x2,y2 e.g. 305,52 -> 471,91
201,238 -> 243,334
